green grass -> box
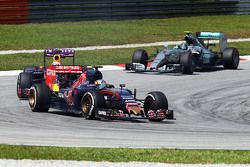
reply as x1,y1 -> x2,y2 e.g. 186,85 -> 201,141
0,145 -> 249,163
0,15 -> 250,50
0,42 -> 249,71
0,47 -> 157,71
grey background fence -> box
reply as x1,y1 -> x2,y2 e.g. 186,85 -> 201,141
238,0 -> 250,14
1,0 -> 250,24
28,0 -> 240,22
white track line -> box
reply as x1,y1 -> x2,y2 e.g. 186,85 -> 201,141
0,160 -> 249,167
1,38 -> 250,55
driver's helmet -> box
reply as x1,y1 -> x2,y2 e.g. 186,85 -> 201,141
185,35 -> 197,45
95,79 -> 107,90
52,54 -> 62,66
179,43 -> 188,50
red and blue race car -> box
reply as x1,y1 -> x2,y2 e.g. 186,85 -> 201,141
17,49 -> 174,121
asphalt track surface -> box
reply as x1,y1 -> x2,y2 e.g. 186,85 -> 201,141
0,61 -> 250,150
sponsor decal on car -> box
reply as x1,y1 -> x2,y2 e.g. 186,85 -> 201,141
98,110 -> 107,116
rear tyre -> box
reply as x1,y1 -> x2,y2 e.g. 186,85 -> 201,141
180,51 -> 194,74
223,48 -> 239,69
81,90 -> 106,120
132,49 -> 148,70
144,91 -> 168,122
17,72 -> 32,98
29,83 -> 51,112
24,66 -> 37,73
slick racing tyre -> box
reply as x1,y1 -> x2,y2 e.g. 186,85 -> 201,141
24,66 -> 37,73
223,48 -> 239,69
144,91 -> 168,122
132,49 -> 148,70
180,51 -> 194,74
81,90 -> 106,120
17,72 -> 32,98
29,83 -> 51,112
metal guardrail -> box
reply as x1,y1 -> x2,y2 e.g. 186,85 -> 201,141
237,0 -> 250,14
28,0 -> 239,22
0,0 -> 249,24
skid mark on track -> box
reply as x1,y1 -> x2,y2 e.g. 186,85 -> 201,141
182,80 -> 250,125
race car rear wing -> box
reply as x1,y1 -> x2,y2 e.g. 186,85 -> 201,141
53,65 -> 83,74
44,49 -> 75,65
196,32 -> 227,52
196,32 -> 223,39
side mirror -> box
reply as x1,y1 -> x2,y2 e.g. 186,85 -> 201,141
94,65 -> 103,70
119,84 -> 126,88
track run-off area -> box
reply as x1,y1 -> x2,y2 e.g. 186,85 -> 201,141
0,59 -> 249,149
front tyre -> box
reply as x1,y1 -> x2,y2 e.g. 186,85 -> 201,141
144,91 -> 168,122
29,83 -> 51,112
132,49 -> 149,70
81,90 -> 106,120
24,66 -> 37,73
223,48 -> 239,69
17,72 -> 32,98
180,51 -> 194,74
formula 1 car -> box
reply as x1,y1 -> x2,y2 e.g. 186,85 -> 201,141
17,49 -> 174,121
17,48 -> 75,98
125,32 -> 240,74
